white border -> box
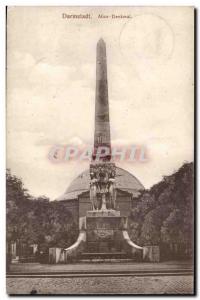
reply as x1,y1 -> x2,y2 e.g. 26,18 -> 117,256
1,0 -> 199,5
1,1 -> 198,299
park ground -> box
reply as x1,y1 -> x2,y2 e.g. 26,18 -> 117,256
7,261 -> 194,295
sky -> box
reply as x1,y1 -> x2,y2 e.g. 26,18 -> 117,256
7,6 -> 194,200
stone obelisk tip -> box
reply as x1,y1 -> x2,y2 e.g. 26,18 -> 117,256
97,38 -> 105,44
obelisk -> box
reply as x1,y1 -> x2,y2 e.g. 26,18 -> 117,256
92,38 -> 111,161
90,39 -> 116,211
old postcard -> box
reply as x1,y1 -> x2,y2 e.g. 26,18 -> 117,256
6,6 -> 194,295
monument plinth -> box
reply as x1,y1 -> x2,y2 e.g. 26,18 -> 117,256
86,210 -> 127,254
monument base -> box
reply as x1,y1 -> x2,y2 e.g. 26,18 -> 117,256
86,209 -> 120,217
51,209 -> 143,263
85,210 -> 125,254
49,210 -> 160,263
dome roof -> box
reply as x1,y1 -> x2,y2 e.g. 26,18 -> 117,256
57,167 -> 144,201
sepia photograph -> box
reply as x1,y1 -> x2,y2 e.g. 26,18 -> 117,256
6,6 -> 194,295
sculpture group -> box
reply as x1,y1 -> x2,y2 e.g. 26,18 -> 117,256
90,162 -> 116,210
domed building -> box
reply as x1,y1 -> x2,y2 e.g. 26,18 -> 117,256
57,167 -> 144,219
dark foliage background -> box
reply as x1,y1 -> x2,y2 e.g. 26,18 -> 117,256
6,170 -> 78,255
129,162 -> 194,259
6,162 -> 194,260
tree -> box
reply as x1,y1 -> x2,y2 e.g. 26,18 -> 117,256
129,162 -> 194,260
6,170 -> 78,262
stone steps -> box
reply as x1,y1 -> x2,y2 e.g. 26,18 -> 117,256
78,252 -> 134,262
78,258 -> 134,263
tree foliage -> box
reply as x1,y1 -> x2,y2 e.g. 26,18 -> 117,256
6,169 -> 78,252
130,162 -> 194,259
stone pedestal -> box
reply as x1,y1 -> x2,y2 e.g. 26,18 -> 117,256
85,210 -> 128,254
52,209 -> 144,263
86,209 -> 120,217
143,246 -> 160,262
49,248 -> 65,264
